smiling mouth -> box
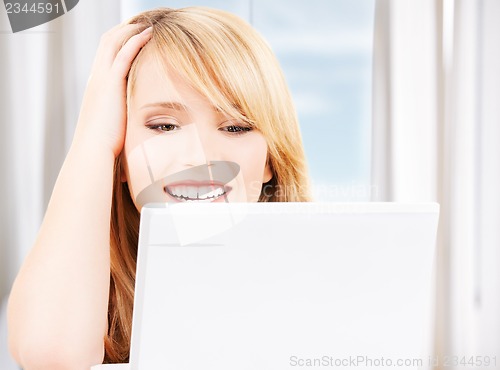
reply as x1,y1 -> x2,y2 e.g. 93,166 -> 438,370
164,183 -> 229,202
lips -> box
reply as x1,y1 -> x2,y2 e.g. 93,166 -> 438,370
164,182 -> 228,202
134,161 -> 240,209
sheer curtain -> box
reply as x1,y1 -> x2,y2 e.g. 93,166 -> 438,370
0,2 -> 122,368
372,0 -> 500,368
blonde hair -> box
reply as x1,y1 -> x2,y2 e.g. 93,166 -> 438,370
105,7 -> 311,363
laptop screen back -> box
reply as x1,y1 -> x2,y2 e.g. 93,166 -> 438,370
130,202 -> 439,370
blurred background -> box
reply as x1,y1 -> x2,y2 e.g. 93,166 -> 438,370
1,0 -> 499,369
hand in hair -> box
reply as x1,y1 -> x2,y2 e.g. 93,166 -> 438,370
74,22 -> 153,157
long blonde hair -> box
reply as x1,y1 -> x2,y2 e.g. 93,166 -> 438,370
105,7 -> 310,363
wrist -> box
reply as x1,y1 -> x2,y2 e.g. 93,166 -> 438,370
70,129 -> 120,163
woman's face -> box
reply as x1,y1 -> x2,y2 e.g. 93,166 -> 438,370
123,52 -> 272,211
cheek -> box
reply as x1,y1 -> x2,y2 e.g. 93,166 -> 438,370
124,148 -> 152,202
124,134 -> 180,201
227,135 -> 269,198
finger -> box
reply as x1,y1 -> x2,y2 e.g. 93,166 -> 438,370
111,27 -> 154,78
95,23 -> 150,68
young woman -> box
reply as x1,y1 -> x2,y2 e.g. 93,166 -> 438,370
8,7 -> 310,368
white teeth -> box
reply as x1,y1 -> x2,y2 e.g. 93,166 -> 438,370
166,185 -> 226,202
198,186 -> 211,197
187,187 -> 197,199
182,186 -> 189,197
170,186 -> 180,197
199,187 -> 224,199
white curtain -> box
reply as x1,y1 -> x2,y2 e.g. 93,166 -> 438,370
372,0 -> 500,368
0,2 -> 122,368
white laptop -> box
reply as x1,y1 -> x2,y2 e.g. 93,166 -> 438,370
93,202 -> 439,370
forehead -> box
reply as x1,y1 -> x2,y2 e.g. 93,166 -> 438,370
129,50 -> 206,110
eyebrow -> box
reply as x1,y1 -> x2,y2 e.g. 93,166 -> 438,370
139,102 -> 190,111
140,101 -> 224,113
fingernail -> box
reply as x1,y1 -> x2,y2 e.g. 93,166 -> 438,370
142,26 -> 153,34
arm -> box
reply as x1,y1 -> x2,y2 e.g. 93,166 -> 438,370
7,23 -> 152,370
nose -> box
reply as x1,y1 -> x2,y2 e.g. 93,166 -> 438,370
180,123 -> 214,167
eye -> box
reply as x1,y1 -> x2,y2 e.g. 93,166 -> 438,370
219,121 -> 253,136
145,117 -> 181,133
152,124 -> 178,132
